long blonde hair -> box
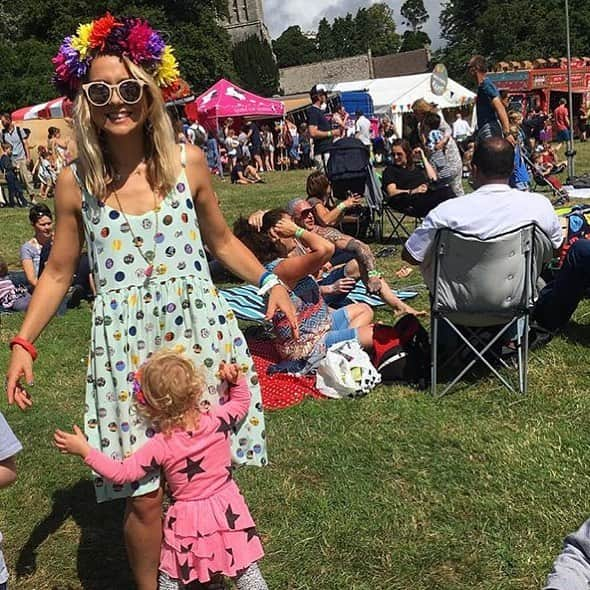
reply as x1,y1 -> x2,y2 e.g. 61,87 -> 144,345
73,57 -> 178,200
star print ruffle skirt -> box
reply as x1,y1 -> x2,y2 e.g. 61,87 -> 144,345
79,170 -> 267,503
161,481 -> 264,584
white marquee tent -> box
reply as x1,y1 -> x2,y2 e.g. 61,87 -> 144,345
330,73 -> 476,135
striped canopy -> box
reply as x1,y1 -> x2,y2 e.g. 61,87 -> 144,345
12,97 -> 73,121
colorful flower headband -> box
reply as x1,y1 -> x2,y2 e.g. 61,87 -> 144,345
132,368 -> 148,407
52,12 -> 180,99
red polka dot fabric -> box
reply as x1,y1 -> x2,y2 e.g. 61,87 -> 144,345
247,340 -> 325,410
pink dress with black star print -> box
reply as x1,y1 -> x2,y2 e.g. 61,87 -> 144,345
84,378 -> 264,584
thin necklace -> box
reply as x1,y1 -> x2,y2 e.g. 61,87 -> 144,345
112,187 -> 162,278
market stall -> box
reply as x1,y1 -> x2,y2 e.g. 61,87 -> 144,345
187,79 -> 285,130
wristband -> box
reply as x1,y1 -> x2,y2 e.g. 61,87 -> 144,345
9,336 -> 38,361
368,270 -> 381,278
294,227 -> 305,238
337,202 -> 346,211
257,273 -> 282,297
258,270 -> 273,288
328,131 -> 333,139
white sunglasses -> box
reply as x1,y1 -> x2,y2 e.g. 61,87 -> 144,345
82,79 -> 146,107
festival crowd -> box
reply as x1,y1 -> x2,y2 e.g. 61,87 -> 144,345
0,11 -> 589,590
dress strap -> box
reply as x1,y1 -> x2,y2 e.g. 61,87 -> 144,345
180,143 -> 186,168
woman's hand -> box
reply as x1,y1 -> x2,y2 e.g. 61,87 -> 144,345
265,284 -> 299,338
247,210 -> 267,232
54,425 -> 91,458
271,217 -> 299,239
5,346 -> 35,411
412,147 -> 425,159
344,194 -> 363,209
329,277 -> 356,294
367,276 -> 383,294
412,184 -> 428,195
395,303 -> 428,318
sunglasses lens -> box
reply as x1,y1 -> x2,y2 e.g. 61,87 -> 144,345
119,80 -> 143,104
87,83 -> 111,106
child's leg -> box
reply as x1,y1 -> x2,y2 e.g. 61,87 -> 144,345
158,570 -> 183,589
234,562 -> 268,590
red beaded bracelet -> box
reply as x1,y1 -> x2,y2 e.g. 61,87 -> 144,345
9,336 -> 38,361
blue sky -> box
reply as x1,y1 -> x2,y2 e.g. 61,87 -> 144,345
264,0 -> 445,49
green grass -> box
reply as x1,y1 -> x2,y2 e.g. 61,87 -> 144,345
2,149 -> 590,589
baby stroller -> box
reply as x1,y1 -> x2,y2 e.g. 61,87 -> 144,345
522,150 -> 569,205
325,137 -> 380,240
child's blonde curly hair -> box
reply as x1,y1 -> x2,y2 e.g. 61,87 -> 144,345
134,350 -> 206,434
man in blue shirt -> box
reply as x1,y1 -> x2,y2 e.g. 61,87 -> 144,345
468,55 -> 512,145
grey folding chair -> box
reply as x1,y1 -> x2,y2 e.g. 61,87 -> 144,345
430,224 -> 552,397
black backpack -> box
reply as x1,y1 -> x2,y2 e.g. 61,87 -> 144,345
370,315 -> 431,390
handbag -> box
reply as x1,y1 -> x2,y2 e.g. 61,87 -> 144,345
316,340 -> 381,399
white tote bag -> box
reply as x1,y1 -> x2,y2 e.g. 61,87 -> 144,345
316,340 -> 381,399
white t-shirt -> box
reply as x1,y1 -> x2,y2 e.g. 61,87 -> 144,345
0,411 -> 22,584
405,184 -> 563,267
355,116 -> 371,146
452,118 -> 472,138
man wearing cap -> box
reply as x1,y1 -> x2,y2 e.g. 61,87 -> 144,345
307,84 -> 341,172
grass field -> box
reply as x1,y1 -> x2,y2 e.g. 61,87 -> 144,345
2,148 -> 590,590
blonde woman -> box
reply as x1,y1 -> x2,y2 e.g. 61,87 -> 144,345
5,14 -> 295,590
412,98 -> 464,196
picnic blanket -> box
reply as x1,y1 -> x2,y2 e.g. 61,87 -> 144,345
247,339 -> 325,410
220,282 -> 418,322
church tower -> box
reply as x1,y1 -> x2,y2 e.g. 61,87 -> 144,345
224,0 -> 271,45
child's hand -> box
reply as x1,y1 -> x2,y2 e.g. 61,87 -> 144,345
54,425 -> 91,458
218,362 -> 241,385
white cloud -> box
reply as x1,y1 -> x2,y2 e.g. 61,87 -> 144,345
263,0 -> 445,49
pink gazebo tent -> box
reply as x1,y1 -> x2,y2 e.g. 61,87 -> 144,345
12,96 -> 73,121
189,79 -> 285,129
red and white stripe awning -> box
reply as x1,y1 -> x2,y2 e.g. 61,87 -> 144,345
12,97 -> 73,121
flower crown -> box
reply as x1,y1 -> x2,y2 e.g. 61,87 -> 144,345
132,368 -> 148,407
52,12 -> 180,99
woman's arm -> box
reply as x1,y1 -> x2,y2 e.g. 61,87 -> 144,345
271,218 -> 334,289
313,193 -> 362,226
6,168 -> 84,407
21,253 -> 38,288
185,145 -> 298,331
414,148 -> 438,182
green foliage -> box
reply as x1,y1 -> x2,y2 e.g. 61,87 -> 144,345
400,30 -> 432,52
0,0 -> 234,112
232,35 -> 279,97
272,2 -> 400,67
401,0 -> 429,32
439,0 -> 590,86
272,26 -> 318,68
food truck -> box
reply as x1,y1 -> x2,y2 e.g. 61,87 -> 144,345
487,58 -> 590,117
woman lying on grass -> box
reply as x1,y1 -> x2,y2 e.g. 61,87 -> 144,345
234,209 -> 376,367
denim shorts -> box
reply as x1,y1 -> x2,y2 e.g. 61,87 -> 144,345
324,308 -> 358,348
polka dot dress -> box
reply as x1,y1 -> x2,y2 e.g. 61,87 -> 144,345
75,153 -> 267,502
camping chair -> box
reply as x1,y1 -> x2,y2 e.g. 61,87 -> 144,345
430,224 -> 552,397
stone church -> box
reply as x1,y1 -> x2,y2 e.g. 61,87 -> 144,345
223,0 -> 271,44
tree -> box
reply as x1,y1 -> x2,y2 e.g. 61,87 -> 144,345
439,0 -> 590,86
316,18 -> 335,60
272,26 -> 318,68
400,0 -> 429,32
399,30 -> 431,53
362,3 -> 401,56
232,35 -> 279,97
331,13 -> 357,57
0,0 -> 234,112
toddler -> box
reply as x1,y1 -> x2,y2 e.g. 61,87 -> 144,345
55,351 -> 267,590
0,144 -> 26,208
0,258 -> 31,312
0,411 -> 23,590
34,146 -> 56,199
422,112 -> 454,187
